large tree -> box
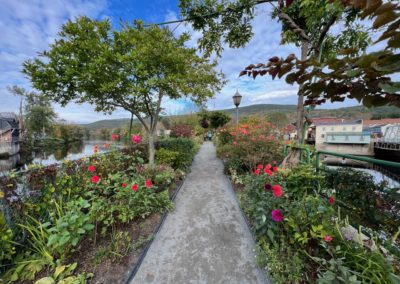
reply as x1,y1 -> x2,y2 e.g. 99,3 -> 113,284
9,86 -> 57,140
23,17 -> 223,166
180,0 -> 369,166
242,1 -> 400,108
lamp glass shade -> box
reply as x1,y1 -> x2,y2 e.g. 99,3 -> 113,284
233,90 -> 242,107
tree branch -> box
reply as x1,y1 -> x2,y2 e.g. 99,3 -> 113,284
315,14 -> 338,53
277,11 -> 311,43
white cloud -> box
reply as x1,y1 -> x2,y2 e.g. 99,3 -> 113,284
1,1 -> 362,124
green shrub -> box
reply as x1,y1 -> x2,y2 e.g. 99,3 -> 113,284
0,214 -> 16,265
325,168 -> 400,235
156,148 -> 180,167
157,138 -> 196,170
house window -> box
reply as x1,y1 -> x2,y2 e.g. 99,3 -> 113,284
322,127 -> 326,131
345,135 -> 349,141
321,134 -> 325,138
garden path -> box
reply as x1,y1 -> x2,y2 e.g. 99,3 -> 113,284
130,141 -> 268,284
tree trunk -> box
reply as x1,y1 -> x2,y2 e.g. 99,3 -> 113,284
148,131 -> 155,167
281,40 -> 309,168
296,40 -> 308,143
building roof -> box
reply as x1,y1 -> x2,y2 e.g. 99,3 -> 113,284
309,117 -> 361,126
0,113 -> 19,131
282,124 -> 297,134
363,118 -> 400,127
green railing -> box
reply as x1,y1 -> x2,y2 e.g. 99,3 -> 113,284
315,150 -> 400,172
283,144 -> 311,164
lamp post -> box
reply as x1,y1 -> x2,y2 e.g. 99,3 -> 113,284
232,90 -> 242,127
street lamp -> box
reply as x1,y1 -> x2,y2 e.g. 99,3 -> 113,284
232,90 -> 242,127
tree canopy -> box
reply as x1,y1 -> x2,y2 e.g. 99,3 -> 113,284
240,1 -> 400,108
23,16 -> 224,165
9,86 -> 56,139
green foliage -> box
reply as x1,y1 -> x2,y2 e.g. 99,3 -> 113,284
23,16 -> 223,165
179,0 -> 256,56
242,1 -> 400,108
156,148 -> 180,167
9,85 -> 56,139
324,168 -> 400,236
1,145 -> 178,282
216,119 -> 283,173
232,162 -> 400,282
0,214 -> 16,264
265,112 -> 289,129
257,238 -> 307,283
157,138 -> 197,170
46,198 -> 94,259
208,111 -> 231,129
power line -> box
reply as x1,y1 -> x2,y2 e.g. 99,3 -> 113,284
143,0 -> 274,27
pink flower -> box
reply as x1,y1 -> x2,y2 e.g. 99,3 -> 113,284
132,184 -> 138,191
271,209 -> 284,222
233,141 -> 237,145
264,168 -> 273,176
273,166 -> 279,172
145,179 -> 153,188
328,196 -> 335,205
257,164 -> 264,169
88,165 -> 96,172
111,134 -> 119,141
272,185 -> 283,197
265,164 -> 271,170
132,134 -> 141,144
121,183 -> 127,188
254,169 -> 261,175
324,235 -> 333,242
91,175 -> 100,183
104,143 -> 110,149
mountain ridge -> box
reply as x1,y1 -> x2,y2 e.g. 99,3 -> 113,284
79,104 -> 399,130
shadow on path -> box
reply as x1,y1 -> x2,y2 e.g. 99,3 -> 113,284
130,142 -> 268,284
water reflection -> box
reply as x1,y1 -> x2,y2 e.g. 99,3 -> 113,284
0,140 -> 121,174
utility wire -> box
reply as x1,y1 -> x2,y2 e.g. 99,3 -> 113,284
143,0 -> 274,27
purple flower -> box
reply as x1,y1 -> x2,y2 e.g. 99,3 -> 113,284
271,209 -> 284,222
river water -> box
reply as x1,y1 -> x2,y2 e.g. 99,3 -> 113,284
0,140 -> 122,174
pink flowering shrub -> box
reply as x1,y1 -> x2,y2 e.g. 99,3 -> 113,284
216,118 -> 283,173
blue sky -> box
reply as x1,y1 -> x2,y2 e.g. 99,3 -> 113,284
0,0 -> 363,123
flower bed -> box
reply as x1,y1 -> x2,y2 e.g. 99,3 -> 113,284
0,137 -> 199,283
228,163 -> 400,283
215,119 -> 400,283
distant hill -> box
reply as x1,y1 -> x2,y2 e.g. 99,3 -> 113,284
79,104 -> 399,130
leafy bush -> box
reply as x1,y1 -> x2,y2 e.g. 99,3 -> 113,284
170,124 -> 193,138
216,119 -> 283,173
0,214 -> 16,265
236,163 -> 400,283
0,144 -> 175,282
156,148 -> 180,167
157,138 -> 197,170
325,168 -> 400,236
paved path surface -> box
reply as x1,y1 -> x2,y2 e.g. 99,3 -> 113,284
131,142 -> 268,284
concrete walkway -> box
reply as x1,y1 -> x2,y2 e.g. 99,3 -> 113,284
131,142 -> 268,284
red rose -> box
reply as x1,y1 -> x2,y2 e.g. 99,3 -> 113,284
132,184 -> 138,191
145,179 -> 153,188
328,196 -> 335,205
91,175 -> 100,183
88,165 -> 96,172
121,183 -> 127,188
272,185 -> 283,197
